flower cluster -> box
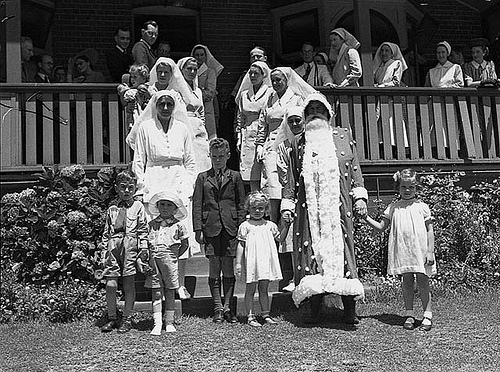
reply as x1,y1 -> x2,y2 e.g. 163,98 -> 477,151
1,192 -> 20,205
60,164 -> 86,185
66,211 -> 88,227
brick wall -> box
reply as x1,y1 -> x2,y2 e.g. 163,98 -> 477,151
420,0 -> 483,63
199,0 -> 273,90
52,0 -> 133,80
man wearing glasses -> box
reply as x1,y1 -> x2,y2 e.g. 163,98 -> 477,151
132,20 -> 159,70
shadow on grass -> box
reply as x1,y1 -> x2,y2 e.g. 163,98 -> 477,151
280,306 -> 360,331
363,313 -> 418,327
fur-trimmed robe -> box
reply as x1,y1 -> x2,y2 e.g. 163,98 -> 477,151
281,120 -> 367,306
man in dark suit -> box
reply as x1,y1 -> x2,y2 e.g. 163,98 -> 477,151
34,54 -> 54,83
106,27 -> 133,83
192,138 -> 246,324
294,42 -> 334,88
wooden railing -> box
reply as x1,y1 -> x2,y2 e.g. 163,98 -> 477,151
0,84 -> 129,169
319,87 -> 500,166
1,84 -> 499,172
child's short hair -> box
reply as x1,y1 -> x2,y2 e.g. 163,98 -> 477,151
244,191 -> 270,213
129,64 -> 150,81
209,138 -> 230,153
393,168 -> 418,189
115,169 -> 137,186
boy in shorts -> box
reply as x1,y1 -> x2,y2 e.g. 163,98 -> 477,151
100,170 -> 148,333
146,190 -> 189,335
192,138 -> 246,323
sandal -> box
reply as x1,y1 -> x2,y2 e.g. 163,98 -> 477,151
403,316 -> 415,330
419,317 -> 432,331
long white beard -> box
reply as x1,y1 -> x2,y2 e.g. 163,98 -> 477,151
302,118 -> 344,288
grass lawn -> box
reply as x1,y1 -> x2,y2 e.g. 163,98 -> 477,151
0,288 -> 499,372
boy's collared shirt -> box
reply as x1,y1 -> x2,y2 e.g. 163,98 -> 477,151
102,200 -> 148,250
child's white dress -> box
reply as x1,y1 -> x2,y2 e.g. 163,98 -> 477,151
383,199 -> 437,277
237,219 -> 283,283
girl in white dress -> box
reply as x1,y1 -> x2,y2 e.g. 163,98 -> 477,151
364,169 -> 436,332
236,192 -> 282,327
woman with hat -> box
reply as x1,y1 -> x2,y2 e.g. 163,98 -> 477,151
329,28 -> 362,87
191,44 -> 224,140
462,38 -> 498,87
373,42 -> 408,87
255,67 -> 316,225
424,41 -> 464,87
235,60 -> 272,192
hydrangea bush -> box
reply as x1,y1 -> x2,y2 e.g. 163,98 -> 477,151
0,165 -> 125,322
0,165 -> 122,284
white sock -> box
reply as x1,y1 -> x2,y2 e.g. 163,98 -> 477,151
405,310 -> 415,318
422,311 -> 432,325
150,300 -> 162,336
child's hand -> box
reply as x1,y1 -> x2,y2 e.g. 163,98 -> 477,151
195,231 -> 204,245
94,249 -> 106,266
139,248 -> 149,262
235,263 -> 242,278
256,145 -> 264,162
354,199 -> 367,218
281,210 -> 294,224
425,252 -> 435,266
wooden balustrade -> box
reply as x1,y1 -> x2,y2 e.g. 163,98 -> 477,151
318,86 -> 500,165
0,84 -> 129,169
1,84 -> 499,173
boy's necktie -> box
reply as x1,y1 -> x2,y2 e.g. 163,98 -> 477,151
217,170 -> 223,188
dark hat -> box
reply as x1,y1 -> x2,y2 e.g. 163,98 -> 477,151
469,38 -> 489,48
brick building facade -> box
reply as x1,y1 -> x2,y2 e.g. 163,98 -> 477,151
4,0 -> 500,88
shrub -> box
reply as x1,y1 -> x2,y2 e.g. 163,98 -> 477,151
0,164 -> 124,284
1,260 -> 106,323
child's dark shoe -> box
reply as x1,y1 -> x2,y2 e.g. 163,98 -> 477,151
419,317 -> 432,331
342,313 -> 360,325
117,317 -> 133,333
223,310 -> 238,324
100,319 -> 118,332
212,310 -> 224,324
403,316 -> 415,330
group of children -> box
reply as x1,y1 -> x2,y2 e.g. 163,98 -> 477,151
98,137 -> 436,335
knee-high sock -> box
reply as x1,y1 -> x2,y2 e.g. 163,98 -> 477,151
208,277 -> 223,311
222,276 -> 236,312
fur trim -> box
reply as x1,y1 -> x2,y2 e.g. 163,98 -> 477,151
302,118 -> 344,284
292,274 -> 365,307
352,186 -> 368,201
